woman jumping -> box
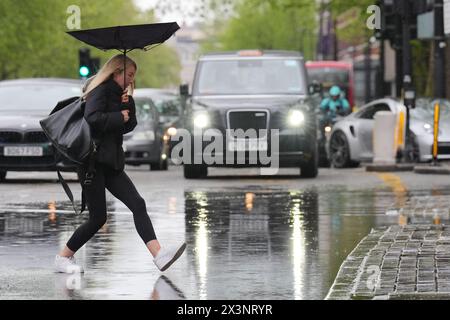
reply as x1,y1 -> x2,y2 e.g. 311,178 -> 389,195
54,54 -> 186,273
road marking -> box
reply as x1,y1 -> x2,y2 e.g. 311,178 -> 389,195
376,173 -> 408,220
376,173 -> 407,193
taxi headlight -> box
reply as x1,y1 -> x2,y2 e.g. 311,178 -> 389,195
193,113 -> 210,129
288,110 -> 305,126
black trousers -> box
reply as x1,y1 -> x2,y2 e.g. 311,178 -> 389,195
66,163 -> 157,252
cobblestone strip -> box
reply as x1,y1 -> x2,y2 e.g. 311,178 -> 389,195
326,225 -> 450,300
325,227 -> 390,300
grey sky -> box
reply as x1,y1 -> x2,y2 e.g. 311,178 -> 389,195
133,0 -> 201,26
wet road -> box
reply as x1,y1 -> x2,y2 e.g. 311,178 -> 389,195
0,165 -> 449,300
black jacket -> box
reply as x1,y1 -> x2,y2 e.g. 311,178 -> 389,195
84,77 -> 137,171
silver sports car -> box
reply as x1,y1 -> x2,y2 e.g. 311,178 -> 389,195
327,97 -> 450,168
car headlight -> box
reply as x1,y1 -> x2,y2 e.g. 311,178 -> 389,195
193,113 -> 210,129
288,110 -> 305,126
131,130 -> 155,141
423,123 -> 443,135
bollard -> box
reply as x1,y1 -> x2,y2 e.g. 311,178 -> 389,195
397,110 -> 406,152
432,102 -> 440,165
373,111 -> 397,165
399,213 -> 409,226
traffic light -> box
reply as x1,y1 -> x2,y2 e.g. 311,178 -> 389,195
412,0 -> 434,15
78,48 -> 92,78
377,0 -> 398,45
91,58 -> 100,74
377,0 -> 430,48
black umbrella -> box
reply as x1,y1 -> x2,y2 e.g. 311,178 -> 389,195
67,22 -> 180,89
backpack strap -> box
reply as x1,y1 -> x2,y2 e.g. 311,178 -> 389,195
56,166 -> 92,215
83,141 -> 98,186
57,170 -> 82,215
56,145 -> 100,215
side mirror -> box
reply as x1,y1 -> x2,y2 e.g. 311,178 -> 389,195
308,82 -> 322,95
179,84 -> 189,97
179,84 -> 189,114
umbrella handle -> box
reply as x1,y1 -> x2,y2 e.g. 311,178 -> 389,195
122,49 -> 128,110
123,49 -> 127,92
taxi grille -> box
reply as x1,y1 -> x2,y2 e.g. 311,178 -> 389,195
227,110 -> 268,138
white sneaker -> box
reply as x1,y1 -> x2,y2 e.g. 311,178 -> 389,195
153,242 -> 186,272
54,255 -> 84,274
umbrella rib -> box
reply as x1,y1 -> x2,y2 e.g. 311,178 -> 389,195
142,24 -> 179,51
144,43 -> 163,52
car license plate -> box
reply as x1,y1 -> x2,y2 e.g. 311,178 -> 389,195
3,146 -> 43,157
228,139 -> 268,152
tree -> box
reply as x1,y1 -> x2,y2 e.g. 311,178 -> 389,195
211,0 -> 317,59
0,0 -> 181,88
328,0 -> 375,44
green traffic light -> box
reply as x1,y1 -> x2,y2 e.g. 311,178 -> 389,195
79,66 -> 90,77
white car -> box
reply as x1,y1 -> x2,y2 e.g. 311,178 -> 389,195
327,97 -> 450,168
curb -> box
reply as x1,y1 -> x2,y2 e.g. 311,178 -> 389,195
414,165 -> 450,175
366,164 -> 414,172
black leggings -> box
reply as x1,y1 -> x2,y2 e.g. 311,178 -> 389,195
66,164 -> 157,252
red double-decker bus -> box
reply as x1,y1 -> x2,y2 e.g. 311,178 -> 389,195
305,61 -> 355,109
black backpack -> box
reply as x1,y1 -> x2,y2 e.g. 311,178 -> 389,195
40,96 -> 99,214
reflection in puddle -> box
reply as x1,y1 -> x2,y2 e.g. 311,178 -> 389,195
190,192 -> 209,299
185,188 -> 322,299
290,191 -> 306,300
2,186 -> 450,299
151,275 -> 186,300
0,200 -> 115,243
183,186 -> 450,299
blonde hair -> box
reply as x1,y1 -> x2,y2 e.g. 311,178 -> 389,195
82,54 -> 137,97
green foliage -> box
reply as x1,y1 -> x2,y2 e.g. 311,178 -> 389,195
411,40 -> 433,97
329,0 -> 376,43
330,1 -> 434,97
330,0 -> 374,14
0,0 -> 180,88
206,0 -> 317,59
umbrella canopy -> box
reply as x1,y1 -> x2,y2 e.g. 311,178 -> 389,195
67,22 -> 180,89
67,22 -> 180,52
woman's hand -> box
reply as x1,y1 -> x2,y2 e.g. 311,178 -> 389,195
122,110 -> 130,123
121,89 -> 130,122
121,89 -> 129,104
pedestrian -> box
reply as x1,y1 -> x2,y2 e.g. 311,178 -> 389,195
54,54 -> 186,273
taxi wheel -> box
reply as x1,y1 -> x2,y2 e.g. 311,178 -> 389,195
300,144 -> 318,178
161,159 -> 168,170
150,159 -> 168,171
